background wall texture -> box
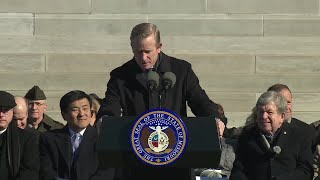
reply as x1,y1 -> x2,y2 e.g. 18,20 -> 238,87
1,0 -> 320,128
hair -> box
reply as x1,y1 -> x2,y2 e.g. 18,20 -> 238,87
130,23 -> 161,47
89,94 -> 101,115
244,84 -> 291,127
216,103 -> 225,117
60,90 -> 92,114
14,96 -> 28,109
256,91 -> 288,114
245,106 -> 257,126
89,93 -> 103,105
267,83 -> 291,94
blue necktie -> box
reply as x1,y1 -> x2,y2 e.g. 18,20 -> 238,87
72,133 -> 81,153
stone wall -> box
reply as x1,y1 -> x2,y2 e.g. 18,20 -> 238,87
2,0 -> 320,127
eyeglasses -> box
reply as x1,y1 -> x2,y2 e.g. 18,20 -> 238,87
28,102 -> 46,107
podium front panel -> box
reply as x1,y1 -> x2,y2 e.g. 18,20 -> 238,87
96,116 -> 221,168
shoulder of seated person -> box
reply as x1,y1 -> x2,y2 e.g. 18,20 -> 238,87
311,120 -> 320,129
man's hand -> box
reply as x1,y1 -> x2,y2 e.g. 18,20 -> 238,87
215,118 -> 225,138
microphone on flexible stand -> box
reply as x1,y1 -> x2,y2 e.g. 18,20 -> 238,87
160,72 -> 176,108
146,70 -> 160,109
260,133 -> 281,156
272,146 -> 281,155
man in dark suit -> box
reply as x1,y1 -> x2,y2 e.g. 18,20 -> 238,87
39,90 -> 115,180
267,84 -> 316,150
230,91 -> 313,180
0,91 -> 39,180
25,85 -> 64,132
97,23 -> 226,180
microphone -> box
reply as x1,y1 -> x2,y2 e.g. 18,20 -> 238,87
162,72 -> 176,90
146,70 -> 159,92
272,146 -> 281,155
200,169 -> 223,178
260,133 -> 281,156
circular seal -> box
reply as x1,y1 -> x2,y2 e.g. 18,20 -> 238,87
130,108 -> 188,166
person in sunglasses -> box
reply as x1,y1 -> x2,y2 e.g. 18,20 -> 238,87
0,91 -> 39,180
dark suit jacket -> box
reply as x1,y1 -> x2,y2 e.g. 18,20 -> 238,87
230,122 -> 313,180
5,123 -> 39,180
39,125 -> 115,180
290,118 -> 316,152
97,52 -> 225,123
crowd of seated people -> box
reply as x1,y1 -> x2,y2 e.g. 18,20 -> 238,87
2,85 -> 319,180
1,22 -> 319,180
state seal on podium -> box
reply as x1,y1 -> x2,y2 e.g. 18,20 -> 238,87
130,108 -> 188,166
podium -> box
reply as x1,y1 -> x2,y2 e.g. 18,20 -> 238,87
96,116 -> 222,168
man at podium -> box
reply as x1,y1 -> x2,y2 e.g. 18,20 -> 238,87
97,22 -> 226,180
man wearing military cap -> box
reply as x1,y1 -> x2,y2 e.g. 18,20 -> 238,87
0,91 -> 39,179
25,85 -> 63,132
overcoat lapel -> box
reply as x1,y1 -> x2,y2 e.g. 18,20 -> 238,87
56,126 -> 72,172
7,124 -> 20,177
136,73 -> 147,89
252,127 -> 270,155
74,126 -> 98,179
157,53 -> 172,73
272,122 -> 291,154
78,126 -> 96,161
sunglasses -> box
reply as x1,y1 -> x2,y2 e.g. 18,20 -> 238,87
0,107 -> 12,113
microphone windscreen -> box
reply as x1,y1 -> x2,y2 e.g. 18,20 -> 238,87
163,72 -> 176,88
200,169 -> 223,178
146,70 -> 159,89
273,146 -> 281,155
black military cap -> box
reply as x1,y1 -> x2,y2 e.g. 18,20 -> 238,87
0,91 -> 17,109
25,85 -> 46,100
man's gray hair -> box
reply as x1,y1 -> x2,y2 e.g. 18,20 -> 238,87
130,23 -> 161,47
256,91 -> 288,114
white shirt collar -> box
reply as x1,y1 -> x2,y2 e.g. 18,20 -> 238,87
68,127 -> 86,137
0,129 -> 6,135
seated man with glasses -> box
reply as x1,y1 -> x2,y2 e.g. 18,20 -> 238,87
0,91 -> 39,179
25,85 -> 63,132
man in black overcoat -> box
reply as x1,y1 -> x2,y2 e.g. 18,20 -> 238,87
97,23 -> 226,180
230,91 -> 313,180
0,91 -> 39,180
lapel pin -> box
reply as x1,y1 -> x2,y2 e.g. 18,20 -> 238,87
284,131 -> 287,135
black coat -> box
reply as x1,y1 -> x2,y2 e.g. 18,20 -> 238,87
4,123 -> 39,180
230,122 -> 313,180
97,52 -> 223,180
290,117 -> 316,152
98,52 -> 225,122
39,125 -> 115,180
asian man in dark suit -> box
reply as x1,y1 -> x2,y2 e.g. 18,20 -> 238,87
39,90 -> 115,180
